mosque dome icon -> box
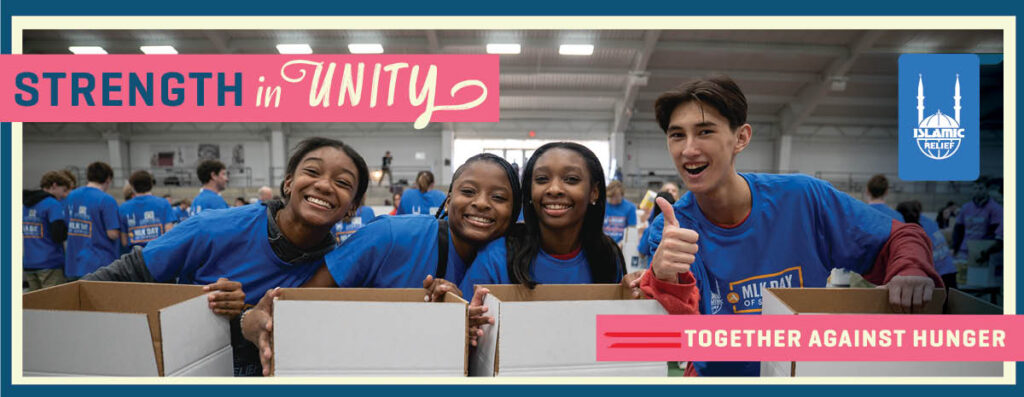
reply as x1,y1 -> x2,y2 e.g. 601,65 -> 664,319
920,109 -> 959,129
915,74 -> 963,160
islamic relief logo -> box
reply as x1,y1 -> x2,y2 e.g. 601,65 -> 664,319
913,74 -> 965,160
898,54 -> 979,181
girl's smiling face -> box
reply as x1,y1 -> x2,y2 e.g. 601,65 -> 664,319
447,161 -> 515,246
283,146 -> 359,228
530,148 -> 598,232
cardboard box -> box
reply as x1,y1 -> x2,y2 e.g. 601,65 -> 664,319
472,284 -> 668,376
23,281 -> 232,376
272,288 -> 468,376
760,288 -> 1002,377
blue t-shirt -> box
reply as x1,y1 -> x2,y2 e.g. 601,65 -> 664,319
869,203 -> 905,222
646,173 -> 894,377
23,196 -> 65,269
918,216 -> 955,275
64,186 -> 120,278
603,200 -> 638,243
459,237 -> 624,295
325,215 -> 469,290
143,204 -> 322,305
954,199 -> 1002,256
397,189 -> 446,216
172,206 -> 189,223
189,188 -> 228,217
119,195 -> 175,249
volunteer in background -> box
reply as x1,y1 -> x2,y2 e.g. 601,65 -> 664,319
172,198 -> 191,223
190,159 -> 230,216
461,142 -> 699,347
643,75 -> 940,376
602,180 -> 638,244
388,192 -> 401,215
257,186 -> 274,202
242,153 -> 523,376
897,200 -> 956,288
637,191 -> 676,262
23,171 -> 73,291
866,174 -> 904,222
64,162 -> 121,280
122,184 -> 135,202
642,181 -> 682,224
397,170 -> 446,215
952,177 -> 1003,259
331,200 -> 375,245
118,170 -> 176,250
83,137 -> 369,376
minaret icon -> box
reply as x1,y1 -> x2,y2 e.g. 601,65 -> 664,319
917,74 -> 925,124
954,74 -> 961,124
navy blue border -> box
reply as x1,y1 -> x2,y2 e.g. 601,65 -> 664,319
1,1 -> 1021,395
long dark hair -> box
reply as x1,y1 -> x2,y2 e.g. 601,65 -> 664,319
435,153 -> 522,223
508,142 -> 625,288
281,137 -> 369,209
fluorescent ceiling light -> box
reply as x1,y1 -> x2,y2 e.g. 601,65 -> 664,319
276,43 -> 313,54
486,43 -> 521,54
348,43 -> 384,54
559,44 -> 594,56
69,46 -> 107,54
140,45 -> 178,54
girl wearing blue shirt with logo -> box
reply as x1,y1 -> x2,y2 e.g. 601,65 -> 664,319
84,137 -> 369,376
241,153 -> 523,375
462,142 -> 699,347
397,170 -> 447,215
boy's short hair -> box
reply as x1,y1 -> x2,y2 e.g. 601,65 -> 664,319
654,74 -> 749,132
867,174 -> 889,199
129,170 -> 156,194
39,171 -> 72,189
197,160 -> 226,184
86,162 -> 114,183
59,169 -> 78,188
606,180 -> 624,196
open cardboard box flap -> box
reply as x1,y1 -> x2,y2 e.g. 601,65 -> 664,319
23,281 -> 220,376
473,283 -> 667,377
483,283 -> 636,302
272,288 -> 468,376
761,287 -> 1002,377
276,287 -> 466,303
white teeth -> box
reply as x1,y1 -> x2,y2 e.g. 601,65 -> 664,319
305,196 -> 333,209
466,215 -> 494,224
684,163 -> 708,170
544,204 -> 571,210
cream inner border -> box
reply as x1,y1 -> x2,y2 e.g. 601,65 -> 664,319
7,15 -> 1017,386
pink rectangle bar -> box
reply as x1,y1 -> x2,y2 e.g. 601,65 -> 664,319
596,315 -> 1024,362
0,54 -> 499,128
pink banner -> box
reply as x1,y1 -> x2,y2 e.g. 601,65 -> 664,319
597,315 -> 1024,362
0,55 -> 499,128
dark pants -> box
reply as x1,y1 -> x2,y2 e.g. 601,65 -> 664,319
230,314 -> 264,376
378,167 -> 393,186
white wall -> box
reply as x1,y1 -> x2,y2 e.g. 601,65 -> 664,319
23,141 -> 108,188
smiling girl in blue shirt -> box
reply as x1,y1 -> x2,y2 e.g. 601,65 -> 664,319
461,142 -> 699,347
84,137 -> 369,376
241,153 -> 523,375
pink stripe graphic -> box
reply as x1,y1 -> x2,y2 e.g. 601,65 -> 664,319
597,315 -> 1024,362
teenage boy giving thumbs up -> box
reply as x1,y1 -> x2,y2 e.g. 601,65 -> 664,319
643,75 -> 942,377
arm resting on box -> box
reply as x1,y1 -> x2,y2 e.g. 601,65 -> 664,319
639,268 -> 699,315
81,246 -> 156,282
861,220 -> 943,287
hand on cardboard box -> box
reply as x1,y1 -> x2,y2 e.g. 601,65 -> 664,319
467,287 -> 494,347
650,197 -> 697,282
423,275 -> 462,302
878,275 -> 935,314
621,270 -> 646,298
204,277 -> 246,317
241,287 -> 279,376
